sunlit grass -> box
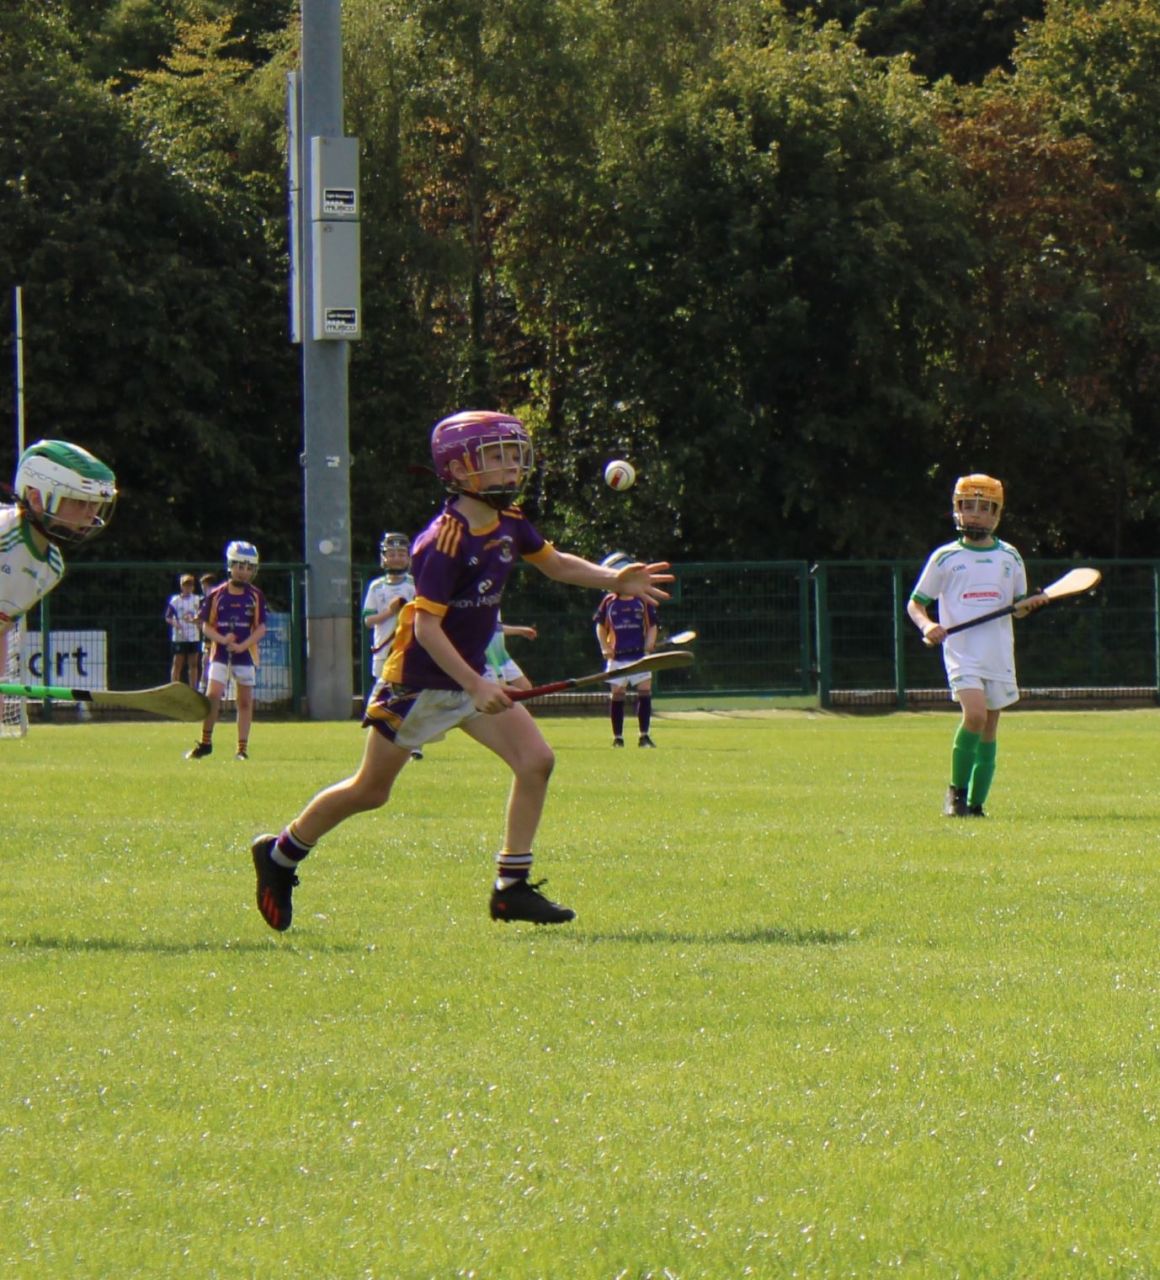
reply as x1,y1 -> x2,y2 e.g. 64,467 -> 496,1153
2,710 -> 1158,1277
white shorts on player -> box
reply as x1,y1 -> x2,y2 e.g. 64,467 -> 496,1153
949,673 -> 1019,711
604,655 -> 652,690
365,686 -> 483,752
488,656 -> 526,684
207,659 -> 256,688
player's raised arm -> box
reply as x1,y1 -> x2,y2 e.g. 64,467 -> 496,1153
534,548 -> 673,602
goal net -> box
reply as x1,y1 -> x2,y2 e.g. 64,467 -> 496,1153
0,620 -> 28,738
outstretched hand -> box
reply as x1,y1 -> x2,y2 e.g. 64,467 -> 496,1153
615,561 -> 673,604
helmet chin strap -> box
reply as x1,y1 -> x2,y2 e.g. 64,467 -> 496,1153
454,484 -> 521,511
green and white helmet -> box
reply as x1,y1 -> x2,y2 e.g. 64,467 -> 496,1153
15,439 -> 117,544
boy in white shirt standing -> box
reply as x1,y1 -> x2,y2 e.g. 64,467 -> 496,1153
362,531 -> 421,758
907,474 -> 1048,817
362,531 -> 416,684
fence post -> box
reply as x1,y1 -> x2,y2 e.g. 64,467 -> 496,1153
1154,565 -> 1159,703
798,561 -> 812,695
893,564 -> 908,710
811,563 -> 831,709
290,569 -> 305,715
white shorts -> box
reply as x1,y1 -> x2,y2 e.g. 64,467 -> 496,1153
207,660 -> 256,688
487,658 -> 525,684
605,655 -> 651,691
364,686 -> 481,750
949,673 -> 1019,711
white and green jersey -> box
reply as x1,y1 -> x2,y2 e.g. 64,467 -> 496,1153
911,537 -> 1029,681
0,504 -> 65,634
362,572 -> 415,675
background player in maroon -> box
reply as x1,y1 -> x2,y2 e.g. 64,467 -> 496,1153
186,541 -> 267,761
595,551 -> 659,747
250,410 -> 672,931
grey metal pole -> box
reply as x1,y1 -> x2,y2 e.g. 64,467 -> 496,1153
299,0 -> 353,719
14,286 -> 25,456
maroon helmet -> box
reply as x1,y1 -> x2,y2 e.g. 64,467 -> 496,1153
429,410 -> 534,509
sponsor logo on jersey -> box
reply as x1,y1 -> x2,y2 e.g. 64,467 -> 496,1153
449,591 -> 503,608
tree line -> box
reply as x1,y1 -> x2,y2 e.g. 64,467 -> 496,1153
2,0 -> 1158,565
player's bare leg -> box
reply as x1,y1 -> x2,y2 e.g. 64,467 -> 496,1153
464,705 -> 574,924
293,728 -> 411,843
186,676 -> 225,758
234,684 -> 255,759
251,729 -> 411,931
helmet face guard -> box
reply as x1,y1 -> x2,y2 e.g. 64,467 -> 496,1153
380,531 -> 411,571
225,539 -> 259,576
953,474 -> 1004,539
430,411 -> 534,510
16,439 -> 117,545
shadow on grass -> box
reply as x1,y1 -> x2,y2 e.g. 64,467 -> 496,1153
7,933 -> 366,955
575,925 -> 855,947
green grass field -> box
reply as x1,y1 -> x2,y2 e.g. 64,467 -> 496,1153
3,710 -> 1158,1278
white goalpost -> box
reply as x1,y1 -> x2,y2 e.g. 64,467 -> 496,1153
0,621 -> 29,739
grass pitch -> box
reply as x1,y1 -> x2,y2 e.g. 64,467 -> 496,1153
2,710 -> 1158,1278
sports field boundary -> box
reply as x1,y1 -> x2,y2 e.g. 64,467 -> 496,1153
830,684 -> 1158,711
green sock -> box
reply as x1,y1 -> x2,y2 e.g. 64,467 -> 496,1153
951,726 -> 981,788
968,739 -> 998,808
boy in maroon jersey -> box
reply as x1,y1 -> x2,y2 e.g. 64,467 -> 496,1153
594,551 -> 659,747
186,541 -> 267,761
251,410 -> 672,931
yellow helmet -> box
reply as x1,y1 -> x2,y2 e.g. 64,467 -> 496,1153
953,474 -> 1004,537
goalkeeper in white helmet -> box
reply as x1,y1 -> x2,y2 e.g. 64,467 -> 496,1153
0,439 -> 117,683
907,474 -> 1048,818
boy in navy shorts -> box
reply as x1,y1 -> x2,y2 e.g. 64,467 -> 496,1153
251,410 -> 672,931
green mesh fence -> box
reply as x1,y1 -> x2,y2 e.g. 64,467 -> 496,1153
814,559 -> 1153,708
23,562 -> 306,715
354,560 -> 813,701
17,557 -> 1155,717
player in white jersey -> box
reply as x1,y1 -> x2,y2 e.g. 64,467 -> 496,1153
908,474 -> 1047,817
165,573 -> 203,688
362,532 -> 416,682
0,440 -> 117,680
362,531 -> 422,759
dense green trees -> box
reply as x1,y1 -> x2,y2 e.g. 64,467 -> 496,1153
538,26 -> 978,557
2,0 -> 1159,562
0,2 -> 298,558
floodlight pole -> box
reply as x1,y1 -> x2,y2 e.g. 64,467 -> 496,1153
14,286 -> 25,456
293,0 -> 359,719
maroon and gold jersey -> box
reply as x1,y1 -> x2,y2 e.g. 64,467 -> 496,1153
594,594 -> 657,661
382,501 -> 552,690
199,582 -> 267,668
